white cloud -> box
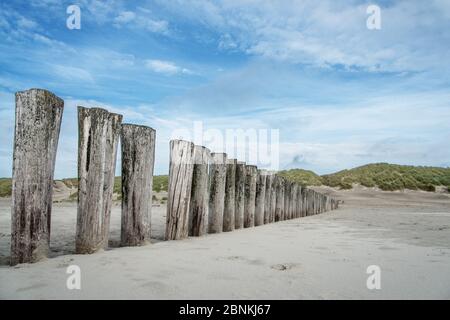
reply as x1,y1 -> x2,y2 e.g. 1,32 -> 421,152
156,0 -> 450,73
52,65 -> 95,82
113,8 -> 169,34
145,59 -> 192,75
114,11 -> 136,24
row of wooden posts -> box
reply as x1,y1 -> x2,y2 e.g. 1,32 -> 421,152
165,140 -> 338,240
10,88 -> 338,266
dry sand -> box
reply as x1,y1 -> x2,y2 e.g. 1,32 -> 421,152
0,187 -> 449,299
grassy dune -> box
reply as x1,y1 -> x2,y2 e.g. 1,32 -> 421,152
280,163 -> 450,192
278,169 -> 323,187
1,163 -> 449,197
0,175 -> 169,197
321,163 -> 450,191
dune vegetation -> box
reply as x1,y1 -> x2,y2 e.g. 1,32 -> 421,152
1,163 -> 449,197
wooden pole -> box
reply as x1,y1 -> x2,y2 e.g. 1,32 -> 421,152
275,176 -> 285,222
270,174 -> 277,223
305,189 -> 311,216
223,158 -> 237,232
234,161 -> 246,229
263,172 -> 273,224
290,183 -> 298,219
283,179 -> 290,220
254,169 -> 266,226
120,124 -> 155,246
76,106 -> 122,254
165,140 -> 195,240
11,89 -> 64,265
189,145 -> 210,237
302,187 -> 307,217
208,153 -> 227,233
296,185 -> 302,218
244,165 -> 257,228
314,192 -> 320,214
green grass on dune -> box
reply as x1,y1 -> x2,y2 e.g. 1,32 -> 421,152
278,169 -> 323,187
0,175 -> 169,198
0,178 -> 12,197
320,163 -> 450,192
1,163 -> 449,197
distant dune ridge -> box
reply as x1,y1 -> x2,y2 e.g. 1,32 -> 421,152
277,163 -> 450,192
0,163 -> 449,199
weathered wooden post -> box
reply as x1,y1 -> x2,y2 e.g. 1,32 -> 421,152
312,190 -> 317,215
263,172 -> 274,224
208,153 -> 227,233
189,145 -> 211,237
254,169 -> 266,226
270,174 -> 277,223
321,194 -> 325,213
76,106 -> 122,254
275,176 -> 285,222
283,179 -> 290,220
302,188 -> 307,217
120,124 -> 155,246
165,140 -> 195,240
306,189 -> 312,216
11,89 -> 64,265
244,165 -> 257,228
234,161 -> 246,229
296,185 -> 303,218
315,192 -> 320,214
291,183 -> 298,219
223,158 -> 237,232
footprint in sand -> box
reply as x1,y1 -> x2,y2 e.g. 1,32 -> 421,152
221,255 -> 265,266
270,263 -> 300,271
56,257 -> 75,268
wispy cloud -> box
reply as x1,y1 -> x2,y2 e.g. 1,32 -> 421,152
157,0 -> 450,73
145,59 -> 193,75
52,65 -> 95,83
113,8 -> 169,34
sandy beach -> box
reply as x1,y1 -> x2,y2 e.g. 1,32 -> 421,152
0,187 -> 449,299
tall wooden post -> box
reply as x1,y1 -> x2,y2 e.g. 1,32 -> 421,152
264,171 -> 274,224
283,179 -> 291,220
301,188 -> 307,217
223,159 -> 236,232
290,183 -> 298,219
244,165 -> 257,228
270,174 -> 277,223
121,124 -> 155,246
165,140 -> 195,240
308,190 -> 314,216
189,145 -> 210,237
296,185 -> 302,218
263,172 -> 273,224
255,169 -> 266,226
208,153 -> 227,233
275,176 -> 285,222
76,107 -> 122,254
234,161 -> 246,229
315,192 -> 319,215
11,89 -> 64,265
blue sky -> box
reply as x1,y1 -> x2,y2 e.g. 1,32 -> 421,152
1,0 -> 450,178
